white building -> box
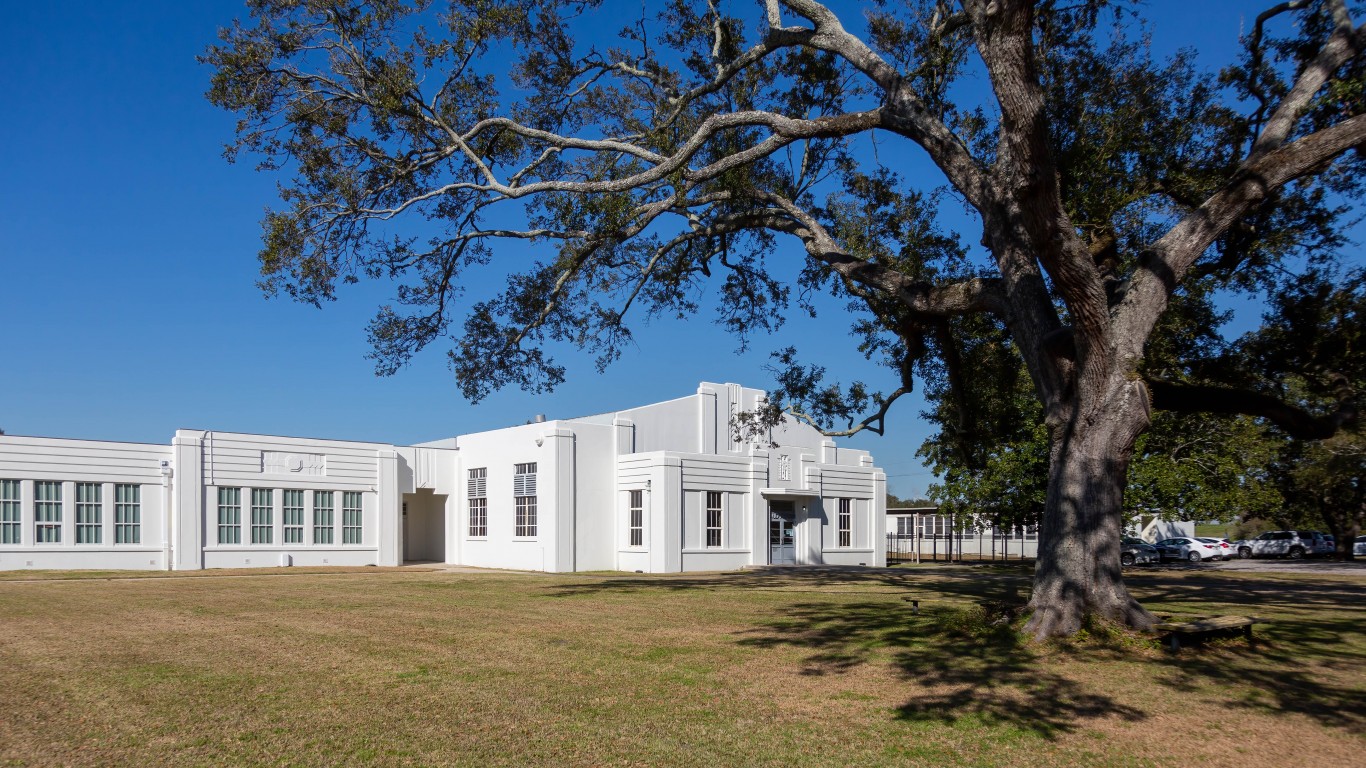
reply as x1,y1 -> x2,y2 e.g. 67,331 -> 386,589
0,383 -> 886,573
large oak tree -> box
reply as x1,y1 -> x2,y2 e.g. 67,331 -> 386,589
207,0 -> 1364,637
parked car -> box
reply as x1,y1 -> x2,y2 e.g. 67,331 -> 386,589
1354,536 -> 1366,557
1195,537 -> 1234,560
1121,537 -> 1158,566
1154,537 -> 1222,563
1232,530 -> 1326,559
1321,535 -> 1336,555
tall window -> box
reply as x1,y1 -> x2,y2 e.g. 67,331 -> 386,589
513,463 -> 537,537
75,483 -> 102,544
250,489 -> 273,544
468,468 -> 487,537
1,480 -> 20,544
705,491 -> 723,548
114,484 -> 140,544
217,487 -> 242,544
628,489 -> 643,547
34,481 -> 62,543
342,492 -> 363,544
282,489 -> 304,544
838,498 -> 852,547
313,491 -> 334,544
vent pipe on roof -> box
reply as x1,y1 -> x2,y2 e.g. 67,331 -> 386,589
533,414 -> 547,423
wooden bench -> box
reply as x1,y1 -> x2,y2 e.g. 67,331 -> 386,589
1153,615 -> 1268,652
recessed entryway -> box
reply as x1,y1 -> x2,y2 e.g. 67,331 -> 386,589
402,489 -> 447,563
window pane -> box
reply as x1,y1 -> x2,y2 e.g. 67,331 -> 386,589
628,489 -> 643,547
35,481 -> 62,543
342,492 -> 363,544
313,491 -> 334,544
282,489 -> 304,544
705,491 -> 722,548
217,487 -> 242,545
0,480 -> 20,545
251,489 -> 273,544
114,484 -> 141,544
515,496 -> 537,537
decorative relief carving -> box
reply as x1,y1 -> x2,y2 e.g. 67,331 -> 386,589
262,451 -> 326,476
777,454 -> 792,481
728,402 -> 740,451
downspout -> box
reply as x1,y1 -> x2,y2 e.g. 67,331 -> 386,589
159,459 -> 174,571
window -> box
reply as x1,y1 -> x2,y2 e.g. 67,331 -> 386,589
75,483 -> 102,544
513,463 -> 537,496
313,491 -> 334,545
217,487 -> 242,544
514,463 -> 536,537
1,480 -> 20,544
34,481 -> 62,543
628,489 -> 644,547
515,497 -> 537,538
705,491 -> 722,548
896,516 -> 914,536
342,492 -> 363,544
920,514 -> 950,539
251,488 -> 273,544
467,467 -> 487,498
838,498 -> 852,547
282,489 -> 304,544
468,468 -> 487,537
114,484 -> 140,544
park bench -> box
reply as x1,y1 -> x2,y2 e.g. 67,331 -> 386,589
1153,615 -> 1269,652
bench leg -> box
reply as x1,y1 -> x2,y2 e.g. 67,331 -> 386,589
1168,634 -> 1180,653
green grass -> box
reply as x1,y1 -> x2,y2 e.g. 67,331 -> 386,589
1194,523 -> 1238,538
0,566 -> 1362,767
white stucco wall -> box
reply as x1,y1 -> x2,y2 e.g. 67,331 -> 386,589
0,435 -> 172,570
192,431 -> 393,569
1,381 -> 885,574
454,421 -> 566,572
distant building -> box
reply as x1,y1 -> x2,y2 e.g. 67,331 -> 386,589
0,382 -> 886,572
885,507 -> 1194,562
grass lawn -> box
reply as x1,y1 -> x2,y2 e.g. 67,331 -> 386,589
1,565 -> 1362,767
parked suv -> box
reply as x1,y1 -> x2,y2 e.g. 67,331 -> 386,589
1233,530 -> 1326,559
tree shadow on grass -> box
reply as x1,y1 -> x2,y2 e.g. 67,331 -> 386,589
736,598 -> 1144,739
548,567 -> 1366,735
554,569 -> 1141,738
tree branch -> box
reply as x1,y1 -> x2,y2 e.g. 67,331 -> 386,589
1116,112 -> 1366,359
1149,379 -> 1358,439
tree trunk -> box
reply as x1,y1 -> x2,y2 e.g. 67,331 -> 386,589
1024,382 -> 1157,639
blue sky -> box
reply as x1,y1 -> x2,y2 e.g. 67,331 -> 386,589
0,1 -> 1351,498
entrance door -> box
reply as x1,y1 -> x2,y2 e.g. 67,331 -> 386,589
769,501 -> 796,565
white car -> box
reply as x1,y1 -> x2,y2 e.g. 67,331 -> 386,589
1154,537 -> 1223,563
1354,536 -> 1366,557
1195,537 -> 1234,560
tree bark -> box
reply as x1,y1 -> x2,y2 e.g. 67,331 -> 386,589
1024,379 -> 1157,638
